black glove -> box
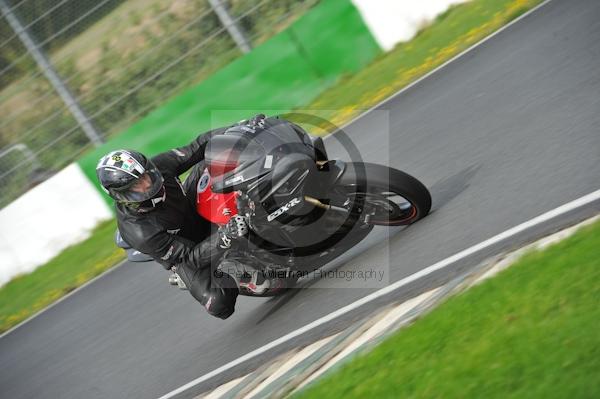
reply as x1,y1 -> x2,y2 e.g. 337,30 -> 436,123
218,215 -> 248,249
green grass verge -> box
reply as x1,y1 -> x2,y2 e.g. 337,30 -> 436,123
296,220 -> 600,399
293,0 -> 543,131
0,220 -> 124,333
0,0 -> 543,332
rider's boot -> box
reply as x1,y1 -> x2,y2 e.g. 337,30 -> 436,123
218,259 -> 271,295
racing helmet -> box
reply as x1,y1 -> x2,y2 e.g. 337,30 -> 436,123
96,150 -> 165,210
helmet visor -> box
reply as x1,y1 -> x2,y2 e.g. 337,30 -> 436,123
110,163 -> 164,203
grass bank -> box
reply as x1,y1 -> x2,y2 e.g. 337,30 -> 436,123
294,0 -> 543,130
296,219 -> 600,398
0,0 -> 544,333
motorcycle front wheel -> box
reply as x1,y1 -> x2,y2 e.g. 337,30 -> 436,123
335,162 -> 431,226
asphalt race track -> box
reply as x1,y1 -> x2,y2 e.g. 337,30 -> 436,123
1,0 -> 599,397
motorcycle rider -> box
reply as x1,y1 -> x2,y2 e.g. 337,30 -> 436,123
96,125 -> 248,319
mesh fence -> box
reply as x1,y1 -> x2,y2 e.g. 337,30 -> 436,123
0,0 -> 319,208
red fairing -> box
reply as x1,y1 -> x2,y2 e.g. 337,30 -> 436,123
196,168 -> 238,225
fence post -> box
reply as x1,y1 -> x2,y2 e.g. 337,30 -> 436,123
0,0 -> 104,147
207,0 -> 252,54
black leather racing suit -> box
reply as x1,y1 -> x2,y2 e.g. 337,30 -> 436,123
116,127 -> 238,319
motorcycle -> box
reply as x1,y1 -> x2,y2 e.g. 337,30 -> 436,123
116,117 -> 431,296
193,117 -> 432,296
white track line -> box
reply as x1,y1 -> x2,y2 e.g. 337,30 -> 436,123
158,188 -> 600,399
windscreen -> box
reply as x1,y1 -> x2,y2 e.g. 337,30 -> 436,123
205,134 -> 265,176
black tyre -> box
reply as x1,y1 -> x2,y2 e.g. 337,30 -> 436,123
335,162 -> 431,226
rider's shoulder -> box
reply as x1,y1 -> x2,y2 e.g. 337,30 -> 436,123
117,212 -> 165,247
148,152 -> 177,176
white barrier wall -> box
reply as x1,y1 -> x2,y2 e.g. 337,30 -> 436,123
351,0 -> 468,51
0,163 -> 112,286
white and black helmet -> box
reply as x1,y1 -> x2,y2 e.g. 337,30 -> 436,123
96,150 -> 165,208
